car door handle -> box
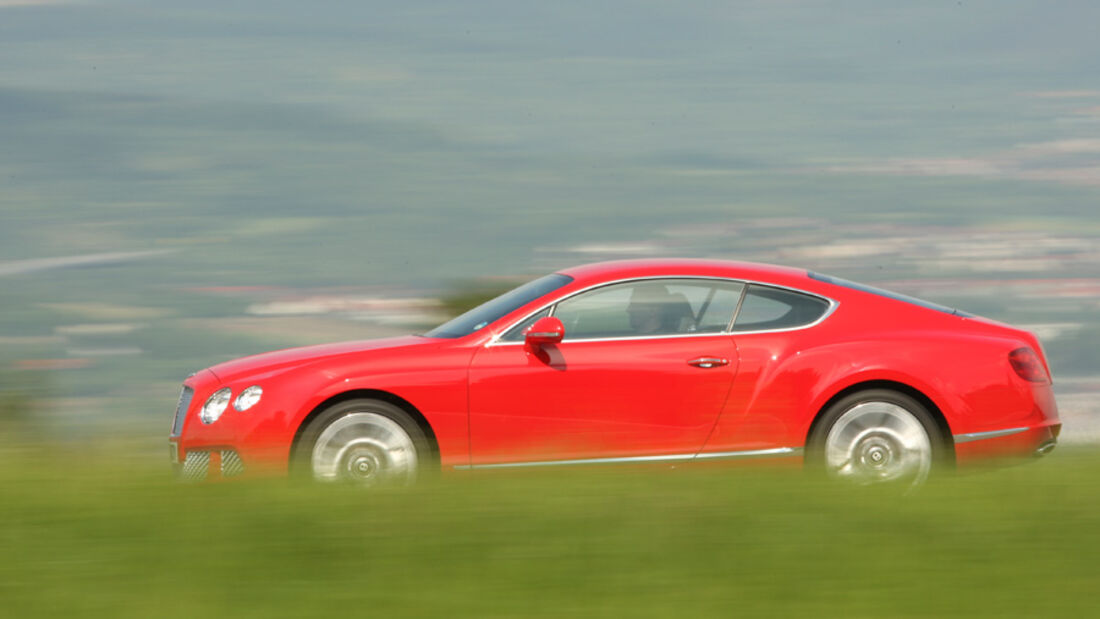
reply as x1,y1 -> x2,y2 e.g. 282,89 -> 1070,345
688,357 -> 729,369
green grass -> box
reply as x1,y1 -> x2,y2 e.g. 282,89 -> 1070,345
1,446 -> 1097,617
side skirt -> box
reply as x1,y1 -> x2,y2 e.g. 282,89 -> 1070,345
453,447 -> 802,471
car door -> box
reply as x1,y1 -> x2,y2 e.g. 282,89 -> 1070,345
467,278 -> 743,466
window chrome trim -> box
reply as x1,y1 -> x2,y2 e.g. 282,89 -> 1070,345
452,447 -> 802,470
494,331 -> 741,346
953,426 -> 1031,444
726,283 -> 750,332
487,275 -> 837,347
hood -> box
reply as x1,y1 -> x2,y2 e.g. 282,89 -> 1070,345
206,335 -> 436,384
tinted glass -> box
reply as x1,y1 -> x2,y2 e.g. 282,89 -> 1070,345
808,271 -> 971,316
551,278 -> 744,340
690,282 -> 743,333
732,285 -> 830,331
500,308 -> 551,342
424,274 -> 573,338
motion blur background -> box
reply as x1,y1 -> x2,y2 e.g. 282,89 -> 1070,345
2,1 -> 1099,616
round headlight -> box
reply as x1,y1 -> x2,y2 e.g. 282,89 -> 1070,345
200,388 -> 232,425
234,385 -> 263,412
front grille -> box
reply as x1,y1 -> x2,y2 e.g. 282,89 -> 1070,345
171,386 -> 194,436
178,449 -> 246,481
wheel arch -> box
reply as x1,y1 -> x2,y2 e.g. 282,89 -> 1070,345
290,389 -> 441,469
805,380 -> 956,461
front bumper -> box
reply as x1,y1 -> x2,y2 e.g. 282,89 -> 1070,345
169,370 -> 292,481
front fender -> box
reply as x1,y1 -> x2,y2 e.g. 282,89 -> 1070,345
286,348 -> 473,468
178,342 -> 474,473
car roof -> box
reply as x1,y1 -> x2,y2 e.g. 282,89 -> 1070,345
558,258 -> 814,289
551,259 -> 1005,336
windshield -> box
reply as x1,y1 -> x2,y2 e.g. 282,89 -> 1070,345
424,273 -> 573,338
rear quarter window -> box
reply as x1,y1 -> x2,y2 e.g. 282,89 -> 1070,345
808,272 -> 971,316
732,285 -> 831,331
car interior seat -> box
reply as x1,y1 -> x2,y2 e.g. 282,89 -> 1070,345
661,293 -> 696,333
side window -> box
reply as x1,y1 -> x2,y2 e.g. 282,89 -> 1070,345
555,284 -> 635,338
674,282 -> 742,333
499,308 -> 550,342
551,279 -> 744,340
732,285 -> 830,331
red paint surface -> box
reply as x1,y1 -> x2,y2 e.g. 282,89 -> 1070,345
171,259 -> 1061,478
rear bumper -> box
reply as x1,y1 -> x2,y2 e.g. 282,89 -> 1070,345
954,422 -> 1061,464
952,374 -> 1061,465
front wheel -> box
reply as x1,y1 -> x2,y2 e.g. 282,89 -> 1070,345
807,389 -> 946,488
293,399 -> 429,487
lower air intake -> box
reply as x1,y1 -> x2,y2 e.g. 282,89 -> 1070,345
178,450 -> 246,481
180,451 -> 210,481
221,450 -> 246,477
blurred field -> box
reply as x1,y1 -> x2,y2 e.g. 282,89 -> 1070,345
2,2 -> 1097,616
1,445 -> 1097,618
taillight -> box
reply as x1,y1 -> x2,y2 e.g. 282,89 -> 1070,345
1009,347 -> 1049,383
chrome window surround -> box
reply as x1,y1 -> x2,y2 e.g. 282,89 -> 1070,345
487,275 -> 838,347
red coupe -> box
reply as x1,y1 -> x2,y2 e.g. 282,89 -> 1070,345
169,259 -> 1060,488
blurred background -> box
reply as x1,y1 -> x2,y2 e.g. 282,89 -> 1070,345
2,1 -> 1100,616
3,0 -> 1098,445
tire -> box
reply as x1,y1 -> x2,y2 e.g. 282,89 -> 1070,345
292,398 -> 431,487
806,389 -> 945,488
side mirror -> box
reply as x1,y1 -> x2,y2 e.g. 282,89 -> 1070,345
524,316 -> 564,350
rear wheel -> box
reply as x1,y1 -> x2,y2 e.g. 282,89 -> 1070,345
293,399 -> 429,487
808,389 -> 944,488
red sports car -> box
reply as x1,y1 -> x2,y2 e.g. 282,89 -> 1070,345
169,259 -> 1060,488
